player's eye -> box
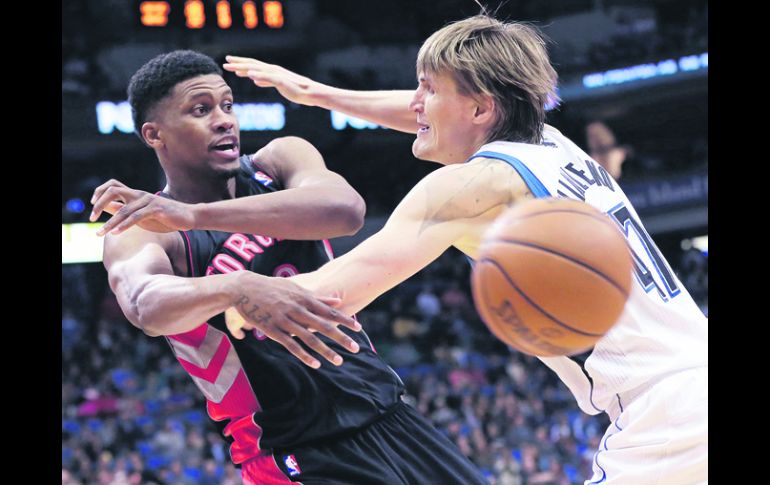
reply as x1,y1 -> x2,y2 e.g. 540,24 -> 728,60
193,105 -> 209,115
222,102 -> 233,112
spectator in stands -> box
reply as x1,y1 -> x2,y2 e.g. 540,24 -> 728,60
585,121 -> 629,180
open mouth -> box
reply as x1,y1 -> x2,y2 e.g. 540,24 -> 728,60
213,143 -> 237,151
417,123 -> 430,134
210,140 -> 240,160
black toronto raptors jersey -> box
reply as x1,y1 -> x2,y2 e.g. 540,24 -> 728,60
163,156 -> 404,462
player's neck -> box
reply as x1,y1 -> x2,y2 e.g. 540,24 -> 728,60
163,175 -> 236,204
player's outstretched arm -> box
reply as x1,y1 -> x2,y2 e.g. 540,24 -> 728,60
103,227 -> 361,368
199,136 -> 366,239
288,160 -> 515,316
91,137 -> 365,239
223,55 -> 417,134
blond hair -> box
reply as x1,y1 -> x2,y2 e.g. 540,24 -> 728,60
416,15 -> 558,144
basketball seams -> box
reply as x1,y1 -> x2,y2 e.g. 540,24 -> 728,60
484,238 -> 630,297
476,258 -> 605,337
472,263 -> 563,356
473,199 -> 633,357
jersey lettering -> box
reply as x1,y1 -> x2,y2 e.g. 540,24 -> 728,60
608,203 -> 680,301
255,235 -> 275,247
585,159 -> 615,192
223,233 -> 264,260
564,162 -> 594,186
207,253 -> 245,275
558,167 -> 588,201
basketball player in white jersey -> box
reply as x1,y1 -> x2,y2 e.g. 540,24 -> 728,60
221,14 -> 707,484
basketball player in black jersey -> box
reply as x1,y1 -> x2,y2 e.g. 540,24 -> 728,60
95,50 -> 488,484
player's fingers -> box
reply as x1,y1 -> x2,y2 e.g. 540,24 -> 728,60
261,326 -> 321,369
103,201 -> 125,216
230,326 -> 246,340
246,70 -> 286,88
90,186 -> 137,222
291,309 -> 359,353
90,179 -> 127,205
96,197 -> 152,236
96,199 -> 140,235
223,59 -> 270,77
317,296 -> 342,307
223,66 -> 252,78
308,298 -> 361,332
224,55 -> 270,66
285,317 -> 345,366
225,307 -> 248,339
222,62 -> 265,73
111,206 -> 158,235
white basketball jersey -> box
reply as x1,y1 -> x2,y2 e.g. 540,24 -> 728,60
471,125 -> 708,415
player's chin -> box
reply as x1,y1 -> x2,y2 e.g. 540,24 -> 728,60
411,140 -> 444,164
411,139 -> 433,161
213,159 -> 242,179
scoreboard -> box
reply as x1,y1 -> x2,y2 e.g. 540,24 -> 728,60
137,0 -> 284,30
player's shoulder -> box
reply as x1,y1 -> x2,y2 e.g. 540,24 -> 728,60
413,159 -> 526,212
250,136 -> 326,181
426,158 -> 504,186
543,123 -> 562,136
267,135 -> 314,149
252,136 -> 318,163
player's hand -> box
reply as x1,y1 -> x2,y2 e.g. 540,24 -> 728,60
225,273 -> 361,369
90,179 -> 196,236
223,55 -> 321,107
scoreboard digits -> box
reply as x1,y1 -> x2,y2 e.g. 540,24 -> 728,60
184,1 -> 205,29
216,1 -> 232,29
140,1 -> 171,27
243,1 -> 258,28
138,0 -> 284,30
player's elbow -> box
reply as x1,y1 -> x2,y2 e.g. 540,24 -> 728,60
120,299 -> 159,337
130,285 -> 164,337
108,267 -> 166,336
335,191 -> 366,235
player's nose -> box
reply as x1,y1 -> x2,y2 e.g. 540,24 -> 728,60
408,94 -> 423,112
213,108 -> 236,132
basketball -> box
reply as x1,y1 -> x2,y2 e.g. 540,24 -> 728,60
471,198 -> 633,357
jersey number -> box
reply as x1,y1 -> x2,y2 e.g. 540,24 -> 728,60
608,203 -> 680,302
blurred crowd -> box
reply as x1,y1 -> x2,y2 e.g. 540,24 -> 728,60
62,245 -> 708,485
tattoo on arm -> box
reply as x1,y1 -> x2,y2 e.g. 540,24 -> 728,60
234,295 -> 273,326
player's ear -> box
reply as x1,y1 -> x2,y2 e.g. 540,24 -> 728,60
472,93 -> 496,127
141,121 -> 163,149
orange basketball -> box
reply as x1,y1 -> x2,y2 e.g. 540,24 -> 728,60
471,198 -> 633,357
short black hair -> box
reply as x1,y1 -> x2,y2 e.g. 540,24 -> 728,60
128,50 -> 223,139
